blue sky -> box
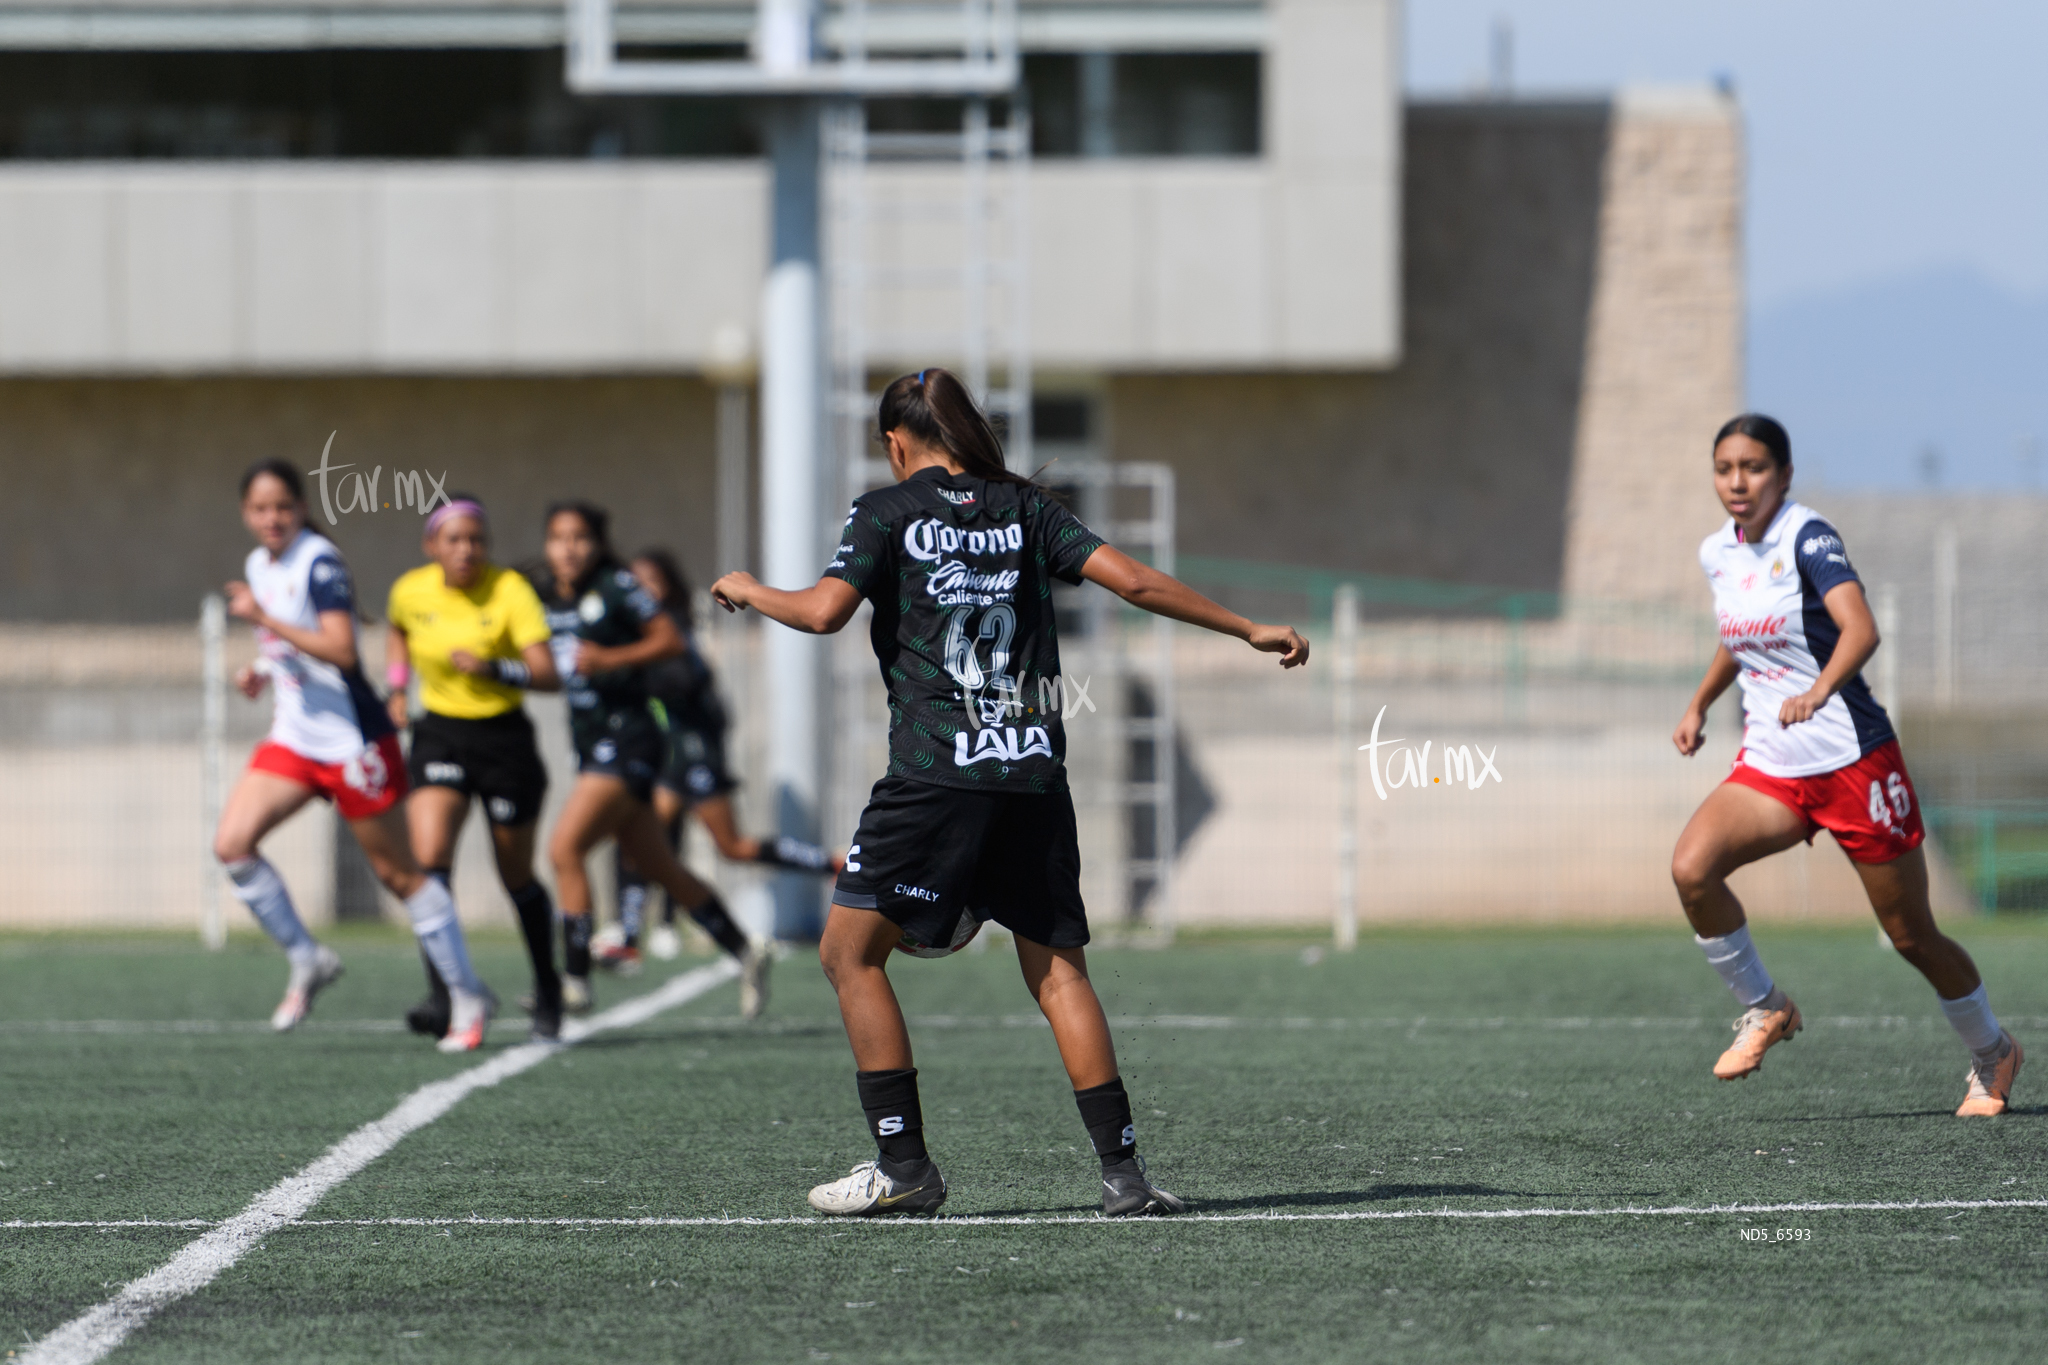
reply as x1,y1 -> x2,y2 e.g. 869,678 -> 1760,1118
1406,2 -> 2048,487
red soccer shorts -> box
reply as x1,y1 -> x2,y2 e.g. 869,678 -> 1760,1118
1725,738 -> 1925,864
249,733 -> 409,821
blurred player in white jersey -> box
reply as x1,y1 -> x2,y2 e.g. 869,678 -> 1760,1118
1671,415 -> 2021,1115
212,459 -> 494,1051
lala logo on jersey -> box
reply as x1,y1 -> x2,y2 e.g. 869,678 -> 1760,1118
954,724 -> 1054,767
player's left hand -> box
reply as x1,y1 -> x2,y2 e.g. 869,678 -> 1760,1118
711,572 -> 757,613
573,641 -> 610,675
449,649 -> 487,677
223,581 -> 263,625
1778,687 -> 1828,726
1248,623 -> 1309,668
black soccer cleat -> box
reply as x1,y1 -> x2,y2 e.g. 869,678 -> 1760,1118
529,1001 -> 563,1043
1101,1155 -> 1187,1217
404,996 -> 450,1040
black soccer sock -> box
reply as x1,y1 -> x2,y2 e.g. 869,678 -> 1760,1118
857,1068 -> 929,1175
684,891 -> 752,960
658,814 -> 685,926
562,910 -> 594,978
419,869 -> 453,1009
754,834 -> 835,875
509,881 -> 561,1010
1074,1078 -> 1137,1167
614,845 -> 648,948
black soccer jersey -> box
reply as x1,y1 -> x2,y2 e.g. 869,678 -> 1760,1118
529,564 -> 664,749
824,467 -> 1106,793
643,608 -> 729,739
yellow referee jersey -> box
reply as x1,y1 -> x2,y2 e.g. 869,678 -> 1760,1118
386,563 -> 552,719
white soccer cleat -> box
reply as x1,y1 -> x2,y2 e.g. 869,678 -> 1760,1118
648,923 -> 682,961
739,941 -> 772,1020
270,945 -> 344,1032
437,989 -> 492,1054
807,1159 -> 947,1217
562,974 -> 593,1015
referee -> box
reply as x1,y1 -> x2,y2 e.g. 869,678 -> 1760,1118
386,496 -> 567,1039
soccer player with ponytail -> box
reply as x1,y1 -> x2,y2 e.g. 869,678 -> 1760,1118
531,503 -> 772,1018
603,547 -> 841,971
214,460 -> 494,1051
1673,414 -> 2022,1114
714,369 -> 1308,1217
385,496 -> 568,1040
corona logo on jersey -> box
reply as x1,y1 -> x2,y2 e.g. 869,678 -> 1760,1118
902,518 -> 1025,562
1359,706 -> 1502,800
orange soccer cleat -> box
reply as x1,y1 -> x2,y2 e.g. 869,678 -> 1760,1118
1713,993 -> 1801,1080
1957,1033 -> 2024,1117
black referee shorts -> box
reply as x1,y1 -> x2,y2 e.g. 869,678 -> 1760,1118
832,775 -> 1089,951
407,710 -> 549,827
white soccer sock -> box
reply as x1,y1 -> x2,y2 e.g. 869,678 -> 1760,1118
1695,925 -> 1777,1008
405,878 -> 482,998
1937,984 -> 2006,1060
223,856 -> 319,968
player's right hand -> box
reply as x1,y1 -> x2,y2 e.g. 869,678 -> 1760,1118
1672,709 -> 1706,757
386,693 -> 410,730
1248,623 -> 1309,668
235,664 -> 267,700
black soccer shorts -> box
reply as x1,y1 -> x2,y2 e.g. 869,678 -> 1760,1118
406,710 -> 549,827
831,775 -> 1090,951
574,708 -> 666,806
659,721 -> 739,804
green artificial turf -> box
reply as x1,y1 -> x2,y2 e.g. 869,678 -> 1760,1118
5,922 -> 2047,1363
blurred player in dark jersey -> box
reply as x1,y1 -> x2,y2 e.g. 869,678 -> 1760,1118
713,368 -> 1308,1217
1672,414 -> 2021,1115
530,503 -> 771,1017
600,548 -> 841,972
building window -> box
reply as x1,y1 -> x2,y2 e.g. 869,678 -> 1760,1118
1027,52 -> 1261,159
0,48 -> 1261,161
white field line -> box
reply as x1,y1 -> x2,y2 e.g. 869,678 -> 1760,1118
10,1198 -> 2048,1233
17,958 -> 738,1365
18,1013 -> 2048,1036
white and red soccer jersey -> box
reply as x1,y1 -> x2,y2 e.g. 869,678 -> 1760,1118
244,528 -> 394,763
1699,499 -> 1894,779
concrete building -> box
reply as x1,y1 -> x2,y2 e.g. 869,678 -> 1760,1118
0,1 -> 1769,934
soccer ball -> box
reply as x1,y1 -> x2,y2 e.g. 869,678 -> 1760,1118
895,910 -> 985,959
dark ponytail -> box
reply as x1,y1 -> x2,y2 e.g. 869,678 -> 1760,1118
1713,413 -> 1792,471
877,368 -> 1029,486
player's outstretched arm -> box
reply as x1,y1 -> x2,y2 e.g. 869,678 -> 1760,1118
1079,546 -> 1308,668
712,572 -> 864,637
1673,645 -> 1739,757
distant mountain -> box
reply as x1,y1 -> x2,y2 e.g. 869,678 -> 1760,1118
1749,268 -> 2048,490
